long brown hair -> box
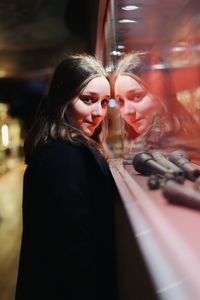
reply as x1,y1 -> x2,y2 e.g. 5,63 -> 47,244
24,54 -> 109,163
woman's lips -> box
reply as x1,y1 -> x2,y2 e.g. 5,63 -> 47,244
86,120 -> 98,126
127,117 -> 143,124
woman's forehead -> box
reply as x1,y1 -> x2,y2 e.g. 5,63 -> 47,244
83,76 -> 110,94
115,75 -> 143,91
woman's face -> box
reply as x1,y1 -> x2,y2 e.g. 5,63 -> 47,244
69,76 -> 110,137
115,75 -> 161,134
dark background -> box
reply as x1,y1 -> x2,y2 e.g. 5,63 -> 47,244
0,0 -> 99,133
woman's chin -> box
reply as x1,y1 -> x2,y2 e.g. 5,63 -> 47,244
130,122 -> 145,135
82,127 -> 95,137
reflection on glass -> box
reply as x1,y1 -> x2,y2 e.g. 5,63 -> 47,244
113,52 -> 200,163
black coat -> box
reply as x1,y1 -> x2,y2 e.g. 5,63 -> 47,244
15,139 -> 118,300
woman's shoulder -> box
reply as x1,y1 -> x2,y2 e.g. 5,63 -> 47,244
34,140 -> 87,161
44,139 -> 82,151
25,139 -> 113,184
30,139 -> 105,165
25,140 -> 88,175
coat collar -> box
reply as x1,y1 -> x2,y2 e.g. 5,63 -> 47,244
80,138 -> 110,178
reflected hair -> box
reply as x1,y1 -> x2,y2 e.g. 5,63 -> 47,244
114,51 -> 195,136
115,51 -> 148,75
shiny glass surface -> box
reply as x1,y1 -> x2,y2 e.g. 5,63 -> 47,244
100,0 -> 200,162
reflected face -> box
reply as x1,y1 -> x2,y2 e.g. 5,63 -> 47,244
69,76 -> 110,137
115,75 -> 161,134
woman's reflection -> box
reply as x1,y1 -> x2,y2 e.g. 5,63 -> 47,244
113,51 -> 200,161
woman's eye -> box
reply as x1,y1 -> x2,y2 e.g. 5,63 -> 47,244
134,94 -> 143,101
132,92 -> 146,102
101,99 -> 109,108
118,98 -> 124,107
80,95 -> 93,104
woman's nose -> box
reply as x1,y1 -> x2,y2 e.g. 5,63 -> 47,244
124,101 -> 136,115
92,102 -> 104,117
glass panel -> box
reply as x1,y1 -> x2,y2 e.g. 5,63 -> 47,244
102,0 -> 200,164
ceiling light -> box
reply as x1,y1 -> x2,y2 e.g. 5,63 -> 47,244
121,5 -> 140,11
151,63 -> 167,70
110,50 -> 123,56
117,45 -> 125,49
172,46 -> 185,52
118,19 -> 138,24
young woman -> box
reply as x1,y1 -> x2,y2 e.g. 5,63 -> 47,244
114,51 -> 200,159
15,54 -> 118,300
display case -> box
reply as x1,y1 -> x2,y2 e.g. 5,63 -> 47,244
96,1 -> 200,299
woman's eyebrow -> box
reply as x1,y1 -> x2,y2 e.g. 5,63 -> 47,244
81,91 -> 110,98
126,89 -> 145,95
126,88 -> 144,93
81,91 -> 98,95
104,95 -> 111,99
